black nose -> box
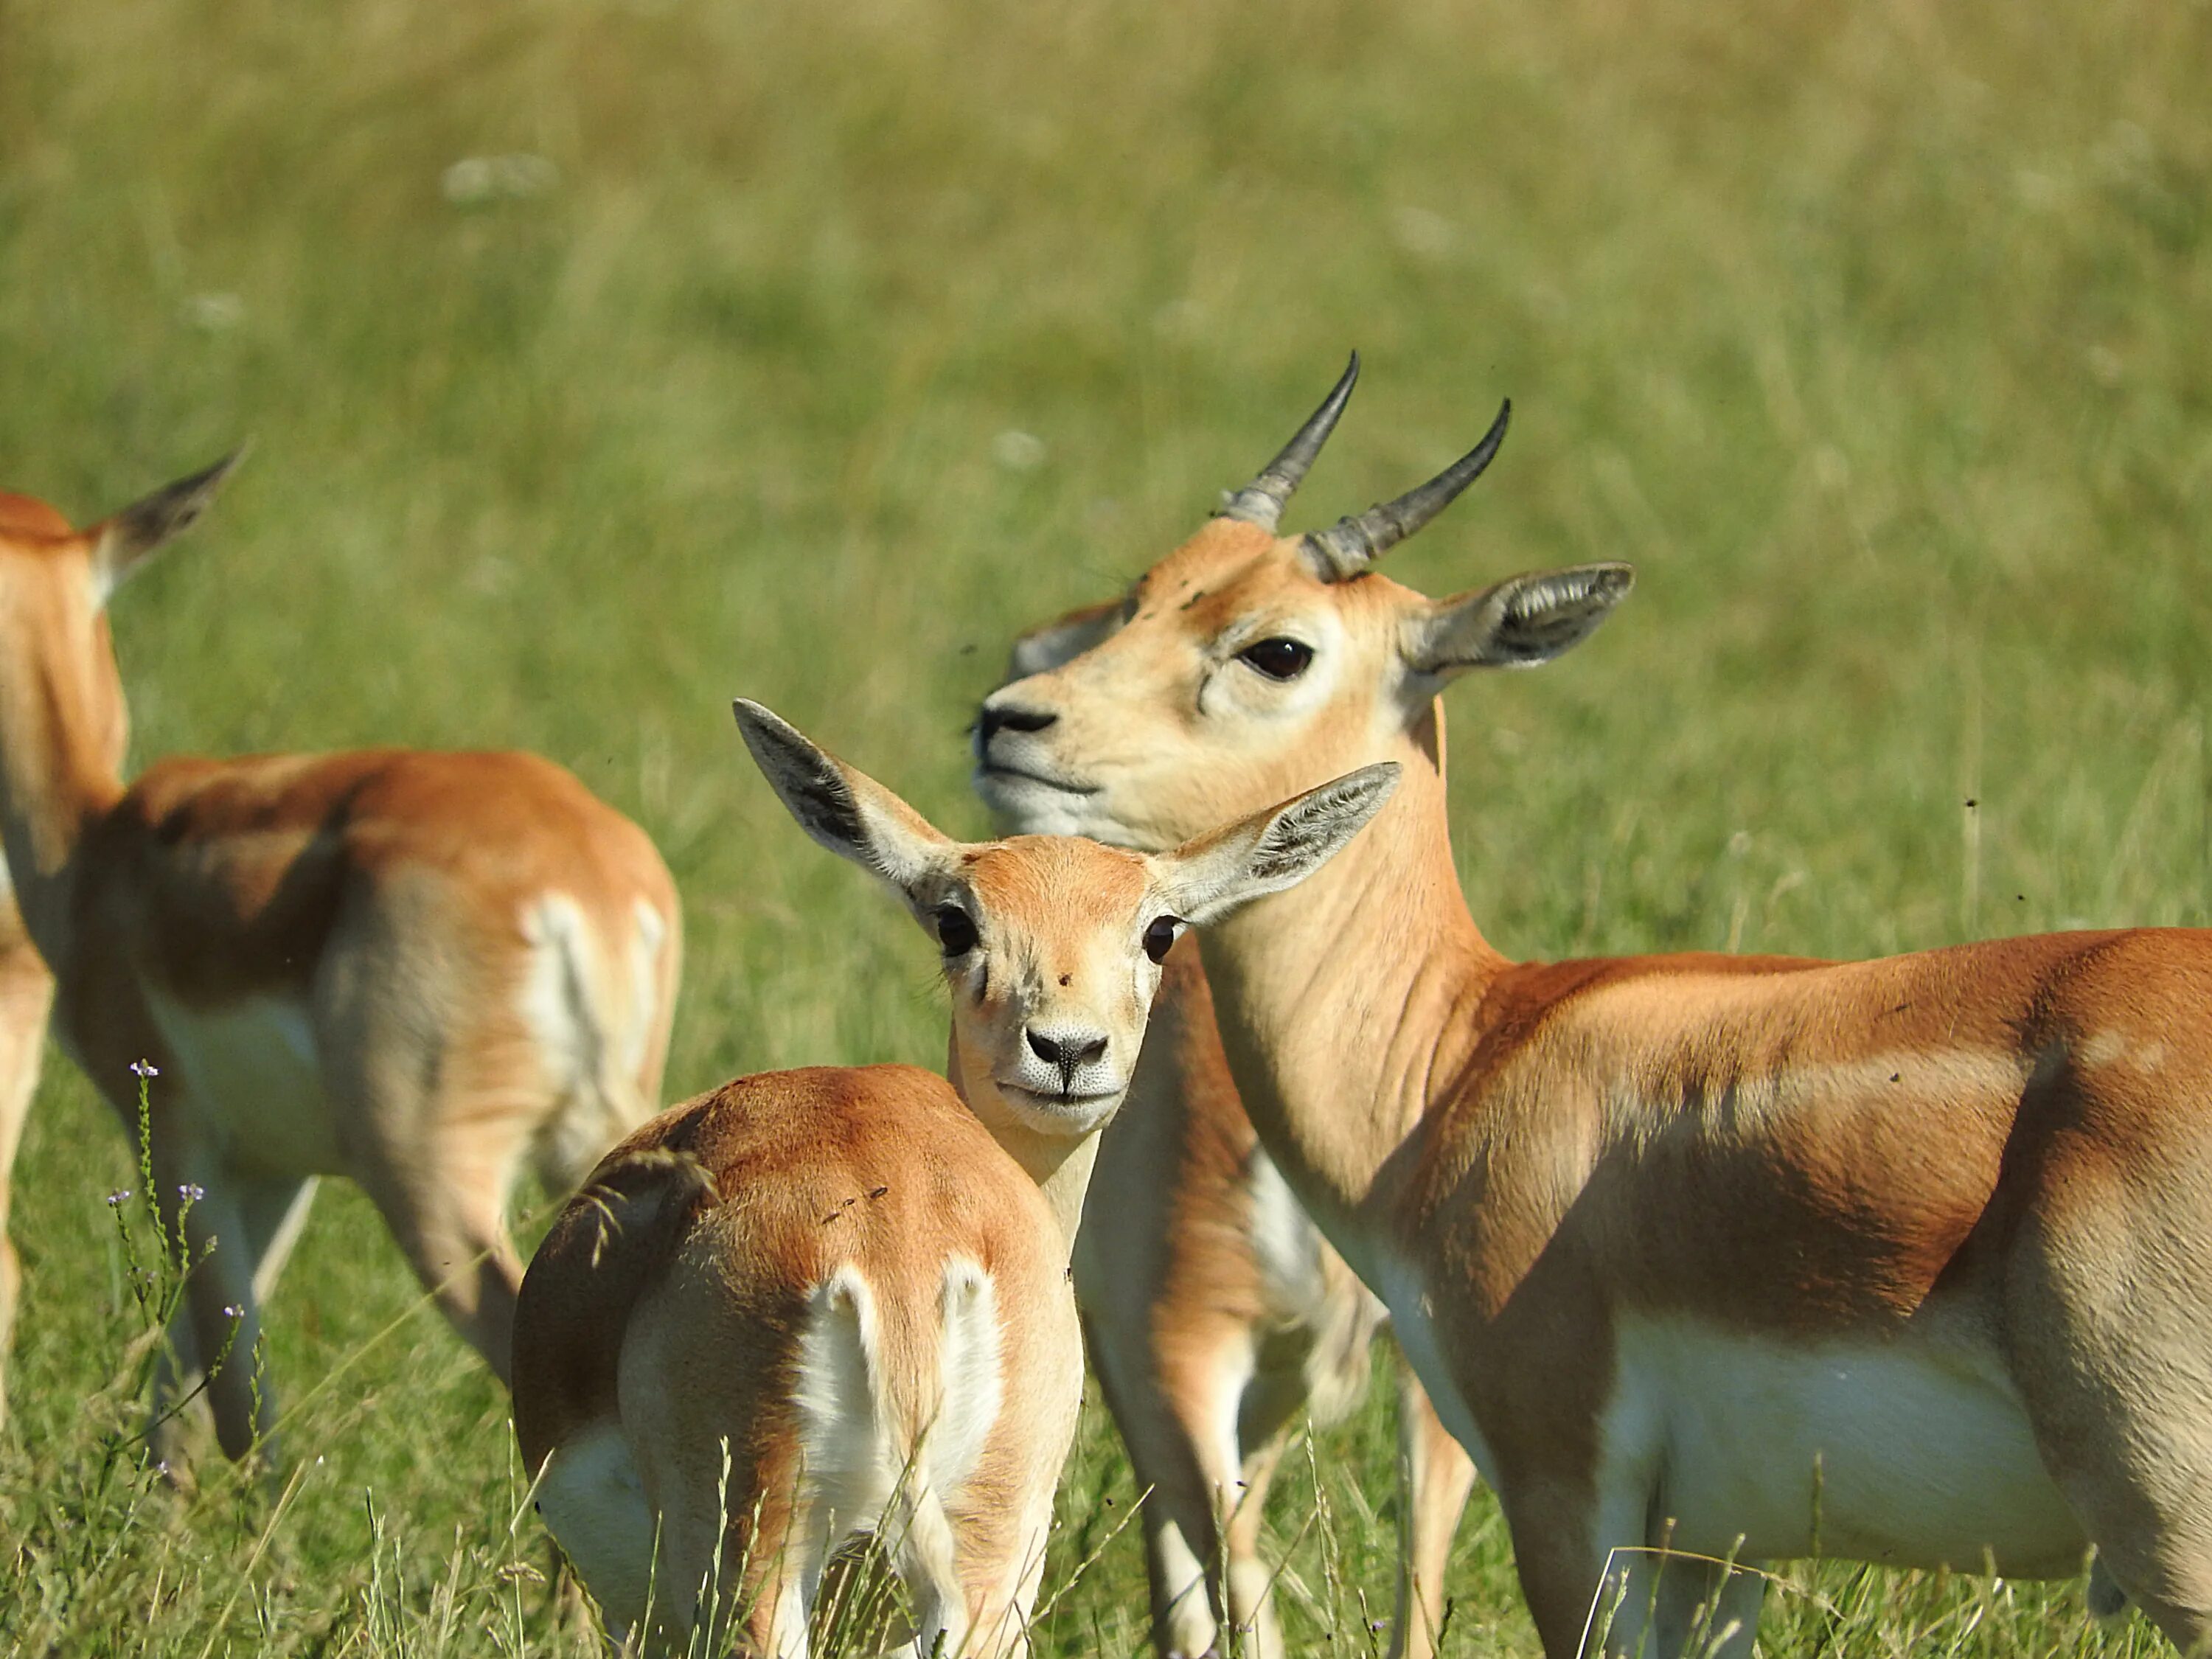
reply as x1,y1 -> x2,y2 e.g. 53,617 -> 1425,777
1026,1029 -> 1108,1069
977,702 -> 1057,748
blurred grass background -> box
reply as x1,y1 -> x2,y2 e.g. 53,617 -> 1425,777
1,0 -> 2208,1651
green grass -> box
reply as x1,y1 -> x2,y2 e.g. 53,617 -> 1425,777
2,0 -> 2209,1651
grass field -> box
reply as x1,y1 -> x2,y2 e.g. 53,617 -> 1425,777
3,0 -> 2210,1651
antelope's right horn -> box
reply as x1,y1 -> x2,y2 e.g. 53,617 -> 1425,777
1302,397 -> 1510,580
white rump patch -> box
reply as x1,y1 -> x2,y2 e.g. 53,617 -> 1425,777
519,891 -> 647,1189
537,1422 -> 656,1642
625,898 -> 667,1082
520,893 -> 599,1097
792,1264 -> 893,1532
787,1254 -> 1006,1593
923,1256 -> 1003,1497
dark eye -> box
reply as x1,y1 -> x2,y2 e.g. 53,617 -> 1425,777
1239,638 -> 1313,681
933,906 -> 978,958
1143,915 -> 1185,965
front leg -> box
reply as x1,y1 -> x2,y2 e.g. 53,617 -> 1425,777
1598,1540 -> 1764,1659
1505,1476 -> 1764,1659
150,1172 -> 318,1470
147,1145 -> 280,1470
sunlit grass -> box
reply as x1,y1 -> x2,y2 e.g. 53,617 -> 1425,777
3,0 -> 2210,1651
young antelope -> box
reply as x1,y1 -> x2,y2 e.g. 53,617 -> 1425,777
512,700 -> 1395,1657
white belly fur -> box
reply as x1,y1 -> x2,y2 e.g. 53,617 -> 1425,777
142,990 -> 338,1176
1604,1312 -> 2085,1571
537,1422 -> 656,1641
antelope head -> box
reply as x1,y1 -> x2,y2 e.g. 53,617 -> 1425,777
973,355 -> 1632,849
734,699 -> 1397,1139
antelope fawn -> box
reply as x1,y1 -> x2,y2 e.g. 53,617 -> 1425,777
975,355 -> 2212,1655
512,701 -> 1396,1657
999,597 -> 1475,1659
0,456 -> 679,1469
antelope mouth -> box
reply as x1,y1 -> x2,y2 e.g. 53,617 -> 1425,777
971,761 -> 1102,801
996,1082 -> 1122,1112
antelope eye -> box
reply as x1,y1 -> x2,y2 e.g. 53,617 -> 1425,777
1239,637 -> 1314,681
1142,915 -> 1185,965
933,906 -> 978,958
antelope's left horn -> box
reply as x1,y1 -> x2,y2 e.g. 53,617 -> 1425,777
1216,353 -> 1361,532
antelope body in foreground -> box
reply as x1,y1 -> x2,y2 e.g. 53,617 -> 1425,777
975,356 -> 2212,1655
513,702 -> 1395,1657
0,459 -> 680,1467
999,604 -> 1476,1659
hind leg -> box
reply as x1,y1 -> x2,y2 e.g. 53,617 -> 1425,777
625,1433 -> 815,1658
2008,1200 -> 2212,1650
320,1014 -> 534,1383
928,1483 -> 1057,1659
353,1132 -> 524,1382
315,891 -> 556,1384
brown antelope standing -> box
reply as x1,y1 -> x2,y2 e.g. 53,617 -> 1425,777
999,604 -> 1477,1659
974,357 -> 2212,1656
512,701 -> 1396,1658
0,458 -> 681,1468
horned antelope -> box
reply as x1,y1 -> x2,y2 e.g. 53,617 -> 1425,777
998,604 -> 1477,1659
512,701 -> 1396,1657
974,355 -> 2212,1656
0,457 -> 680,1470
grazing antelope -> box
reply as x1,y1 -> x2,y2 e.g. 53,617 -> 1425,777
512,700 -> 1396,1658
975,355 -> 2212,1656
0,457 -> 680,1469
998,605 -> 1476,1659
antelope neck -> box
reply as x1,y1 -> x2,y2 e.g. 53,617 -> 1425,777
946,1024 -> 1103,1263
1194,725 -> 1500,1267
0,634 -> 125,970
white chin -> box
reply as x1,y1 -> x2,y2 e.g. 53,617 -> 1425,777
997,1085 -> 1124,1137
973,771 -> 1099,838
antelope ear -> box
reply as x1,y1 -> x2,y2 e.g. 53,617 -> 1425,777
733,700 -> 957,895
91,448 -> 248,605
1152,764 -> 1400,925
1405,563 -> 1632,678
1004,598 -> 1122,681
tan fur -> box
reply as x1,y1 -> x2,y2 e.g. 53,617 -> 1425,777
0,468 -> 681,1470
976,439 -> 2212,1655
515,708 -> 1388,1656
518,1067 -> 1081,1656
995,611 -> 1473,1659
